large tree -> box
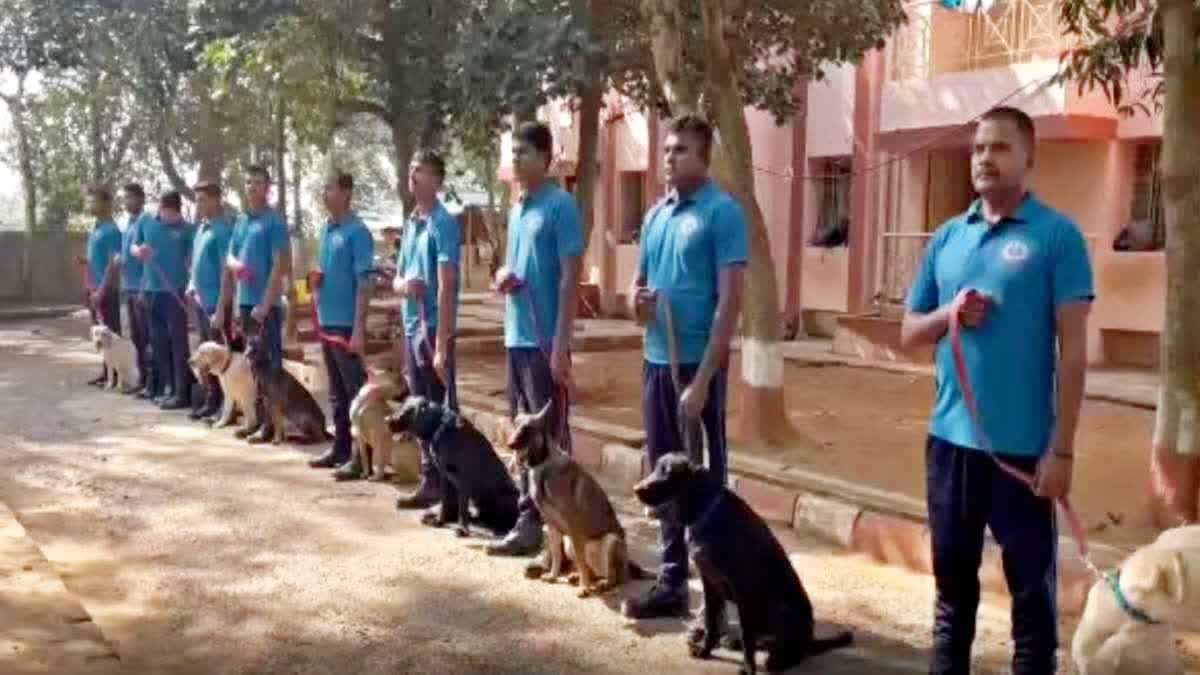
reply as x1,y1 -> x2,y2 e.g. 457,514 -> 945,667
1059,0 -> 1200,526
640,0 -> 905,446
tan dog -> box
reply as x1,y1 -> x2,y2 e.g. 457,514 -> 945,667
189,341 -> 257,434
348,378 -> 419,483
91,325 -> 139,393
507,401 -> 646,597
1072,524 -> 1200,675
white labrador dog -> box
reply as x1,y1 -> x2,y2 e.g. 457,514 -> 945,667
1072,524 -> 1200,675
91,325 -> 139,393
189,341 -> 257,434
348,378 -> 419,483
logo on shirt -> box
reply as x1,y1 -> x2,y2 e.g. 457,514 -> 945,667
1000,240 -> 1031,264
677,215 -> 701,238
331,232 -> 345,248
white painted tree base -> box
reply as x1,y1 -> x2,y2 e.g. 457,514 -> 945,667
1154,384 -> 1200,456
740,338 -> 783,389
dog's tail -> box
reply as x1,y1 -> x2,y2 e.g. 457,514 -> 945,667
807,631 -> 853,657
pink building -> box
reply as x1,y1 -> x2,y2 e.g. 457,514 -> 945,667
498,0 -> 1166,369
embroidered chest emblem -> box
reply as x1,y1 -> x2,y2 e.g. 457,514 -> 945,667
331,233 -> 345,248
1000,240 -> 1030,264
677,214 -> 702,238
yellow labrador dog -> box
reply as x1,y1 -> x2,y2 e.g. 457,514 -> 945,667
91,325 -> 139,393
1072,524 -> 1200,675
189,341 -> 257,434
349,377 -> 419,483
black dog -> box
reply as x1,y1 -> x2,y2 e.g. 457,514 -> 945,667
245,335 -> 332,445
634,454 -> 852,675
387,397 -> 519,538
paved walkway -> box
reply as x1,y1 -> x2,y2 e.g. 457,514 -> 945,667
0,315 -> 1057,674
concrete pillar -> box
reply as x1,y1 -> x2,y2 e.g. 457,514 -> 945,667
847,49 -> 885,314
784,79 -> 809,335
597,111 -> 619,315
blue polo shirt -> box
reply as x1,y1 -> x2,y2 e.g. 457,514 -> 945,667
87,218 -> 122,289
504,182 -> 585,349
907,194 -> 1095,457
134,217 -> 195,294
120,211 -> 155,292
228,207 -> 289,308
397,201 -> 461,338
317,212 -> 375,329
190,215 -> 234,312
638,181 -> 749,365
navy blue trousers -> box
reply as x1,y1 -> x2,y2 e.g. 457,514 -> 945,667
507,347 -> 570,519
642,361 -> 729,589
926,435 -> 1058,675
123,291 -> 150,388
147,291 -> 192,397
323,326 -> 366,463
405,332 -> 457,496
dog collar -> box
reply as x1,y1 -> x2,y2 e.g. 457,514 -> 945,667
685,491 -> 725,544
1106,570 -> 1161,625
429,408 -> 461,449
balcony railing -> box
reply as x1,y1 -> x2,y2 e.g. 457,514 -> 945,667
891,0 -> 1073,81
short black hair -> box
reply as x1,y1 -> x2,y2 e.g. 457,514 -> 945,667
328,172 -> 353,192
514,122 -> 553,164
667,113 -> 715,160
121,183 -> 145,200
247,164 -> 271,183
413,149 -> 446,181
979,106 -> 1036,151
159,191 -> 183,211
86,184 -> 113,204
194,180 -> 222,198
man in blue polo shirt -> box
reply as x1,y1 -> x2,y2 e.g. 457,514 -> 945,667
216,164 -> 290,444
119,183 -> 155,397
391,150 -> 462,509
485,122 -> 584,560
132,191 -> 196,411
622,114 -> 747,620
307,172 -> 375,474
901,106 -> 1093,675
187,180 -> 235,422
82,184 -> 123,387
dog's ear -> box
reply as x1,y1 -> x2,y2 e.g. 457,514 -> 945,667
1163,551 -> 1188,605
1124,549 -> 1189,605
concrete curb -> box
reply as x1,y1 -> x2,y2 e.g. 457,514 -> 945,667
458,401 -> 1122,618
0,305 -> 84,323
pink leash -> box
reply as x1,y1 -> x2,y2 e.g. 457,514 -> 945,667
948,289 -> 1099,577
506,276 -> 573,453
306,271 -> 357,353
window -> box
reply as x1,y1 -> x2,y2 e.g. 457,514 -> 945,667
1116,143 -> 1165,251
618,171 -> 645,244
811,158 -> 851,247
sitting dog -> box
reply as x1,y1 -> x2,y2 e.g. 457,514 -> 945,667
1071,524 -> 1200,675
634,454 -> 853,675
189,341 -> 257,433
386,397 -> 519,538
348,378 -> 419,483
507,400 -> 646,596
245,336 -> 331,445
90,325 -> 139,393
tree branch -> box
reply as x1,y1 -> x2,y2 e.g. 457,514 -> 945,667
336,97 -> 394,126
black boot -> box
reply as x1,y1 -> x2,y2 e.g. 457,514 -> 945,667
485,508 -> 543,557
395,448 -> 442,510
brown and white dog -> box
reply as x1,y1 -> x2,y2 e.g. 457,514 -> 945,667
348,376 -> 419,482
189,341 -> 257,434
91,325 -> 139,393
1072,524 -> 1200,675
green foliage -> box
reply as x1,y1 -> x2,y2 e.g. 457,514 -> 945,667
1055,0 -> 1170,116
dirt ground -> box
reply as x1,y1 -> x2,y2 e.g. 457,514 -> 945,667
457,349 -> 1161,551
7,314 -> 1188,674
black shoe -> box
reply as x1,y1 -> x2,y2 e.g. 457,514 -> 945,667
136,388 -> 154,400
234,423 -> 259,440
247,426 -> 274,445
87,374 -> 107,388
395,477 -> 442,510
622,581 -> 688,619
190,401 -> 220,421
485,511 -> 543,557
160,396 -> 190,411
309,448 -> 341,469
333,456 -> 363,481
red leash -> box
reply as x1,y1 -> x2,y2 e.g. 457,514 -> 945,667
948,289 -> 1099,577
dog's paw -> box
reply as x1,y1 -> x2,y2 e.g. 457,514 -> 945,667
577,588 -> 592,599
454,526 -> 469,538
688,627 -> 715,660
719,632 -> 743,652
566,572 -> 581,586
538,572 -> 559,584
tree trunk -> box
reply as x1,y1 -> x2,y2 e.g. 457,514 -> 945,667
275,98 -> 288,224
575,81 -> 604,252
1148,0 -> 1200,527
292,144 -> 304,233
391,120 -> 415,214
88,70 -> 103,184
155,112 -> 195,201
